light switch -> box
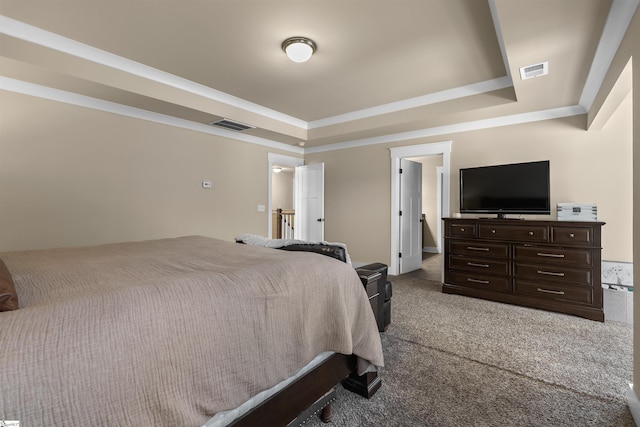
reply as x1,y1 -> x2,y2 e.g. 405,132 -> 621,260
257,204 -> 266,212
202,181 -> 212,189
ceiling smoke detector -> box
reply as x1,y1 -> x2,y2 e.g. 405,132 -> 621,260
519,62 -> 548,80
208,119 -> 255,132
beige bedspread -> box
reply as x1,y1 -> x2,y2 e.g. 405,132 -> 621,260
0,236 -> 383,426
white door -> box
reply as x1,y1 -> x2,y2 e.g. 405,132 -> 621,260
399,159 -> 422,273
294,163 -> 324,241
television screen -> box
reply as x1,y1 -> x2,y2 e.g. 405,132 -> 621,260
460,160 -> 550,218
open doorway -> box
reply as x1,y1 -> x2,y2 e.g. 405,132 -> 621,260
268,153 -> 303,239
389,141 -> 452,276
267,154 -> 325,241
406,155 -> 444,255
271,165 -> 295,238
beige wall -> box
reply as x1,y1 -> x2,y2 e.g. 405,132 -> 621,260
0,91 -> 292,251
308,106 -> 632,267
2,77 -> 633,266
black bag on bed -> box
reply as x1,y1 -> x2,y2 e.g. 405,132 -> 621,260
277,243 -> 347,263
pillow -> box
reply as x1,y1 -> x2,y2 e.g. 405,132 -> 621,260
0,258 -> 19,311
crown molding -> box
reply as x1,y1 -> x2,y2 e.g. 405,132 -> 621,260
578,0 -> 640,111
0,76 -> 304,154
304,105 -> 586,154
307,76 -> 513,129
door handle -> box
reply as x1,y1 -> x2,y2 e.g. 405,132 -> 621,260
317,218 -> 324,222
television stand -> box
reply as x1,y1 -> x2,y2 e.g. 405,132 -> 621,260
479,217 -> 523,220
442,218 -> 605,321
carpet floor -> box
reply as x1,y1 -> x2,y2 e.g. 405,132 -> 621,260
307,256 -> 634,426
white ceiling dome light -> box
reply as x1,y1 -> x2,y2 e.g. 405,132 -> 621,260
282,37 -> 317,63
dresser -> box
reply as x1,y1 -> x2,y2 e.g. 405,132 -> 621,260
442,218 -> 605,321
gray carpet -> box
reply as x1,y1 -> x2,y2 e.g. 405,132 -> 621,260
307,256 -> 634,426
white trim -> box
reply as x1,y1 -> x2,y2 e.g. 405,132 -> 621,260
267,153 -> 304,238
488,0 -> 512,79
628,384 -> 640,426
579,0 -> 640,111
1,77 -> 303,154
1,0 -> 634,144
305,105 -> 584,154
4,73 -> 585,157
389,142 -> 451,276
0,15 -> 308,130
436,166 -> 443,254
422,246 -> 438,254
307,77 -> 512,129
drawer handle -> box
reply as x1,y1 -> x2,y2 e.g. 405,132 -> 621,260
536,270 -> 565,277
528,231 -> 534,236
536,252 -> 565,258
569,233 -> 575,238
467,246 -> 490,251
467,262 -> 489,268
467,278 -> 490,284
491,229 -> 496,234
460,228 -> 465,232
537,288 -> 565,295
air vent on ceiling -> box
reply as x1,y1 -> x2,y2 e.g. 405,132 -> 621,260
519,62 -> 548,80
208,118 -> 255,132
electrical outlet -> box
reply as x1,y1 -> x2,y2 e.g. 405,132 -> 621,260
202,181 -> 212,189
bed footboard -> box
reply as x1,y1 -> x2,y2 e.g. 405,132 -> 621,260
229,353 -> 357,427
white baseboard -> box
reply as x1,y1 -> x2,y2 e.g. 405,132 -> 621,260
422,246 -> 439,254
627,383 -> 640,425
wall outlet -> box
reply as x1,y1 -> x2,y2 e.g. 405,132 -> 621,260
257,204 -> 266,212
202,181 -> 212,189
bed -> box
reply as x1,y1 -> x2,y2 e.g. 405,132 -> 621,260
0,236 -> 384,426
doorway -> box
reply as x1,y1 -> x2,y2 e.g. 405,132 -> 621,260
268,153 -> 303,239
267,154 -> 325,242
406,156 -> 444,255
389,141 -> 452,276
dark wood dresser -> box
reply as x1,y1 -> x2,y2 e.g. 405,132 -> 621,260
442,218 -> 605,321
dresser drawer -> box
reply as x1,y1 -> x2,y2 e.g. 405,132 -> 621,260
514,246 -> 592,267
447,240 -> 509,259
478,224 -> 549,243
448,255 -> 509,276
447,222 -> 476,237
514,263 -> 592,286
514,280 -> 593,305
447,271 -> 511,293
551,226 -> 593,245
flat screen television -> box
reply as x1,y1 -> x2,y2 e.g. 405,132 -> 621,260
460,160 -> 550,218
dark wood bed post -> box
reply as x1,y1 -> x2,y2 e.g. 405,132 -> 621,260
320,404 -> 333,422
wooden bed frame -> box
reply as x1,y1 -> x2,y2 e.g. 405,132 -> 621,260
230,353 -> 380,426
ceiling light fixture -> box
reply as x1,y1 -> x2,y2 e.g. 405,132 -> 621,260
272,167 -> 283,173
282,37 -> 317,63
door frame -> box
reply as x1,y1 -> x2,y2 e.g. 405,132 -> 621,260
268,153 -> 304,238
389,141 -> 451,275
436,166 -> 444,254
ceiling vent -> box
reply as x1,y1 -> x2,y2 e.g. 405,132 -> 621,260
519,62 -> 548,80
208,119 -> 255,132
